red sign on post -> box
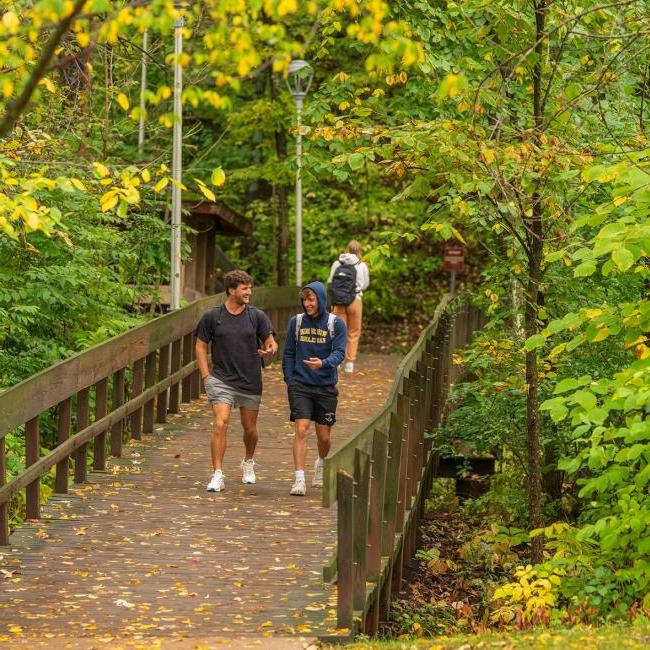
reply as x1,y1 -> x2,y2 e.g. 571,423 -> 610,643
443,244 -> 464,272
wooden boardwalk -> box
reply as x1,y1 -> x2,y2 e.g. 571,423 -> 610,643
0,354 -> 399,648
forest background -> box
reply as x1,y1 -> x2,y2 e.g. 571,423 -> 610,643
2,0 -> 650,641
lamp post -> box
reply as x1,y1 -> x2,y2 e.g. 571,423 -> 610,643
286,59 -> 313,287
170,16 -> 184,311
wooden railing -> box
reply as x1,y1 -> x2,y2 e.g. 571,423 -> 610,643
0,287 -> 298,545
322,296 -> 482,635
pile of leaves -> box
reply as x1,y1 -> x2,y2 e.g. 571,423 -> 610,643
381,481 -> 529,639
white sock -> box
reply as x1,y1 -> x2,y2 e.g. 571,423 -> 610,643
295,470 -> 305,481
213,469 -> 223,477
316,457 -> 324,467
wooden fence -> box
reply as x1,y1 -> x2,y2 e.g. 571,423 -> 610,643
0,287 -> 298,545
322,296 -> 483,636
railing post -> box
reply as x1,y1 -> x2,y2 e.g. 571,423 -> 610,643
74,388 -> 89,484
25,416 -> 40,519
366,429 -> 388,636
156,344 -> 170,423
367,430 -> 388,582
55,398 -> 72,493
169,338 -> 181,414
353,449 -> 370,618
130,358 -> 145,440
93,379 -> 108,471
392,391 -> 410,594
337,470 -> 354,631
382,411 -> 403,562
143,352 -> 157,434
181,333 -> 192,403
0,438 -> 9,545
111,369 -> 125,457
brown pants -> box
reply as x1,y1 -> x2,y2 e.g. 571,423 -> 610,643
333,298 -> 363,362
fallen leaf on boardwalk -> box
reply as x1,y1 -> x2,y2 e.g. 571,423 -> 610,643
114,599 -> 135,608
8,625 -> 22,634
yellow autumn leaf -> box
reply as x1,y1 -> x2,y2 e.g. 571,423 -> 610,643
71,178 -> 85,191
8,625 -> 22,634
154,177 -> 169,192
39,77 -> 56,93
211,167 -> 226,187
141,168 -> 151,183
198,183 -> 216,202
77,32 -> 90,47
2,78 -> 14,98
2,11 -> 20,32
117,92 -> 129,111
93,162 -> 110,178
101,194 -> 118,212
482,147 -> 496,164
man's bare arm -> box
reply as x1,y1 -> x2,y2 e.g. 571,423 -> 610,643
257,333 -> 278,358
195,339 -> 211,380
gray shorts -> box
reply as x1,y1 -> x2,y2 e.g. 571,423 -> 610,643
204,375 -> 262,410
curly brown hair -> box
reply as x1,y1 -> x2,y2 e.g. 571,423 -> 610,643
224,270 -> 253,296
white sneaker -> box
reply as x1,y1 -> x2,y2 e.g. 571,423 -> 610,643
290,477 -> 307,496
344,361 -> 354,373
207,472 -> 225,492
241,459 -> 256,485
312,459 -> 324,488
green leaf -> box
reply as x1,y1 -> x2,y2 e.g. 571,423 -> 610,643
555,378 -> 585,394
611,246 -> 635,271
571,390 -> 597,411
348,153 -> 365,170
540,397 -> 568,422
574,261 -> 596,277
524,334 -> 546,351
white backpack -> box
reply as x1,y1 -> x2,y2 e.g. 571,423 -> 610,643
295,312 -> 336,342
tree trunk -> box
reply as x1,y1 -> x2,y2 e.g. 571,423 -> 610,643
274,130 -> 290,287
271,72 -> 290,287
524,245 -> 544,563
525,0 -> 548,565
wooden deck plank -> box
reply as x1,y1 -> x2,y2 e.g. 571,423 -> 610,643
0,355 -> 399,643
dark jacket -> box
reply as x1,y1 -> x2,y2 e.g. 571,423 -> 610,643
282,281 -> 346,386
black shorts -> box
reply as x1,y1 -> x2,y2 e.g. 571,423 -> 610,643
288,381 -> 338,426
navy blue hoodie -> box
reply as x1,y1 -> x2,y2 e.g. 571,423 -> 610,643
282,281 -> 347,386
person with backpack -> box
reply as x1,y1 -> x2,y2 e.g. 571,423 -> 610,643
195,270 -> 277,493
282,281 -> 346,496
327,240 -> 370,374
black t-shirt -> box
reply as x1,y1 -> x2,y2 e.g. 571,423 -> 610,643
194,304 -> 275,395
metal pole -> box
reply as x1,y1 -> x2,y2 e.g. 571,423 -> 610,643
137,29 -> 148,154
450,270 -> 456,295
171,17 -> 184,311
295,95 -> 303,287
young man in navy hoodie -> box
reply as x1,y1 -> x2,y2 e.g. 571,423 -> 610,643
282,281 -> 347,496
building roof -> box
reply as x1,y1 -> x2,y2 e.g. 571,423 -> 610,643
181,197 -> 252,236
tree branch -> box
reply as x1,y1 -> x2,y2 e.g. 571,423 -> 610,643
0,0 -> 86,139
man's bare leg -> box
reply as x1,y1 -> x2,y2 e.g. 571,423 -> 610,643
211,402 -> 232,470
239,408 -> 259,461
314,424 -> 331,460
292,419 -> 311,471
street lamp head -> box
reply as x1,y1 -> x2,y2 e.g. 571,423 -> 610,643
286,59 -> 313,100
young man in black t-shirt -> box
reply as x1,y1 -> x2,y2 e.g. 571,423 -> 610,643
194,270 -> 277,492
